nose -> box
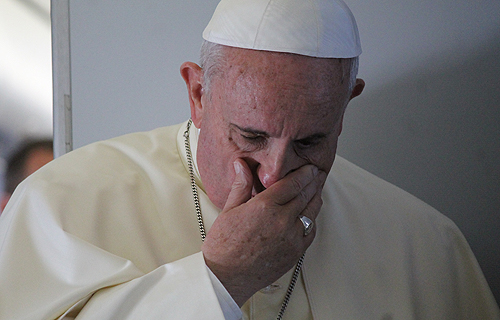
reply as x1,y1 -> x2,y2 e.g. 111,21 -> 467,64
256,143 -> 305,189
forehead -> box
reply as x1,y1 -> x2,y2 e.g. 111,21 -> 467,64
210,48 -> 350,133
222,47 -> 346,86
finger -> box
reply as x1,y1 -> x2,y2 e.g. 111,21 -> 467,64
279,170 -> 326,219
295,188 -> 323,248
223,159 -> 253,212
302,171 -> 326,221
299,186 -> 323,224
291,184 -> 323,237
266,165 -> 319,205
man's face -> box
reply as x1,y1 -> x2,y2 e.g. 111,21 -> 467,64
194,48 -> 353,209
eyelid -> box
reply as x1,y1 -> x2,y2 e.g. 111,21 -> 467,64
242,134 -> 266,146
242,132 -> 264,139
298,137 -> 319,144
296,141 -> 315,148
231,124 -> 267,137
237,133 -> 266,152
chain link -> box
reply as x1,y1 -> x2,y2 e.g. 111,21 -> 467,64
184,119 -> 206,242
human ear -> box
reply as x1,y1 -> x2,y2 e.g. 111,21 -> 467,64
349,78 -> 365,100
180,61 -> 204,128
339,78 -> 365,136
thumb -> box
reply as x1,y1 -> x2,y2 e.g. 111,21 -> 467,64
223,159 -> 253,211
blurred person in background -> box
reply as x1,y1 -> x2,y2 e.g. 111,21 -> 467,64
1,138 -> 53,213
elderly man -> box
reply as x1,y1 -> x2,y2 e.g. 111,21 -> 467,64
0,0 -> 498,319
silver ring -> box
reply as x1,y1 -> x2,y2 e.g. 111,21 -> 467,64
299,215 -> 314,236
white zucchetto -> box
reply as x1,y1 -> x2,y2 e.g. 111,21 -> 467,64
203,0 -> 362,58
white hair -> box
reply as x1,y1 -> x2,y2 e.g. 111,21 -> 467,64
199,40 -> 359,96
199,40 -> 226,98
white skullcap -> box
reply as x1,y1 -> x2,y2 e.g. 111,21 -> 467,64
203,0 -> 362,58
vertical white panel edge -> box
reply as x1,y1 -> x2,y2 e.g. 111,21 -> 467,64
51,0 -> 72,158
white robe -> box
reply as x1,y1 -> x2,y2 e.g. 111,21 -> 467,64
0,121 -> 498,319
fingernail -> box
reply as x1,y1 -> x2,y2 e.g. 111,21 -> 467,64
234,161 -> 242,175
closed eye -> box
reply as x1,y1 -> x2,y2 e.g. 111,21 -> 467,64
241,134 -> 267,148
295,134 -> 325,149
230,124 -> 269,146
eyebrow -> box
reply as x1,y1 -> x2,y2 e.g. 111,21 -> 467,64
230,123 -> 329,141
297,133 -> 327,142
230,123 -> 269,137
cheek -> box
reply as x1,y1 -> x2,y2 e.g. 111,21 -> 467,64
197,129 -> 250,207
308,141 -> 339,173
200,134 -> 238,178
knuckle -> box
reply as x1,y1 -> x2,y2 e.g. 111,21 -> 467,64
298,188 -> 310,204
233,176 -> 248,190
291,176 -> 303,194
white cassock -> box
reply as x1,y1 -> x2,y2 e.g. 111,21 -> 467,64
0,121 -> 498,320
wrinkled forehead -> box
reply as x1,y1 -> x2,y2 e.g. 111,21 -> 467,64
209,48 -> 351,124
221,47 -> 349,89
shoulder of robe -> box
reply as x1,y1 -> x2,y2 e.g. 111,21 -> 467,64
324,156 -> 465,248
43,123 -> 184,182
1,123 -> 198,270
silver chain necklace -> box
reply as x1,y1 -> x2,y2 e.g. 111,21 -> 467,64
183,119 -> 304,320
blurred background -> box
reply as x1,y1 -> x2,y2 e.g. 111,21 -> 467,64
0,0 -> 52,192
1,0 -> 499,305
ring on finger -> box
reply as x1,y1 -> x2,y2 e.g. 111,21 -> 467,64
299,215 -> 314,236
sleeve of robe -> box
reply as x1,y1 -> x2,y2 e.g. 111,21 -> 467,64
0,126 -> 231,320
0,184 -> 226,320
